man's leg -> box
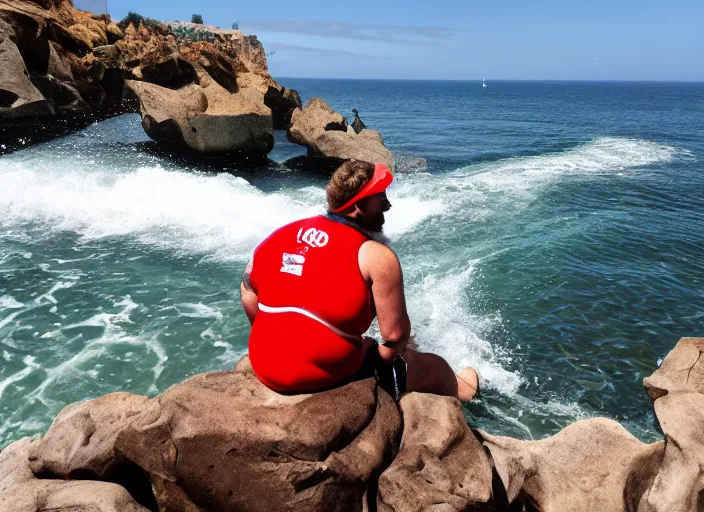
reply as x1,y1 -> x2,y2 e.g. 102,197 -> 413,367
402,349 -> 479,401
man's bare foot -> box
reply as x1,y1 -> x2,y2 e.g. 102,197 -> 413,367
456,367 -> 479,401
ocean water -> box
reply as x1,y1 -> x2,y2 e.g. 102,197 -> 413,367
0,80 -> 702,446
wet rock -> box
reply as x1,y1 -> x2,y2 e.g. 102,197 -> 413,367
480,417 -> 664,511
115,357 -> 401,512
28,392 -> 150,479
0,28 -> 52,120
377,393 -> 494,512
289,98 -> 394,169
126,74 -> 274,156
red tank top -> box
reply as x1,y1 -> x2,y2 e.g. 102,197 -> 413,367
248,215 -> 376,392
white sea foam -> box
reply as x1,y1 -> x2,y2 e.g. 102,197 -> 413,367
405,261 -> 523,395
0,295 -> 24,311
0,159 -> 441,261
441,137 -> 679,206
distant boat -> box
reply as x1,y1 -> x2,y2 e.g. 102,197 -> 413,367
482,78 -> 487,88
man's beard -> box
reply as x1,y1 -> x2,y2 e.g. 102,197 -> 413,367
357,212 -> 385,233
356,213 -> 390,245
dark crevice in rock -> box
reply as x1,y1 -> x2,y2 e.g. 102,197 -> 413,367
686,350 -> 702,385
324,120 -> 347,132
0,90 -> 20,108
141,58 -> 198,89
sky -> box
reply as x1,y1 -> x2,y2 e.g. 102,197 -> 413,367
75,0 -> 704,81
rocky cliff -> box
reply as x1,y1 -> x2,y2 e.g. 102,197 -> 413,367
1,337 -> 702,511
0,0 -> 395,167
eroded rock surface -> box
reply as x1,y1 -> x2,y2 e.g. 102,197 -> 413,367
0,0 -> 299,156
114,357 -> 402,511
480,418 -> 665,511
377,393 -> 494,512
289,98 -> 395,170
28,392 -> 150,479
639,337 -> 704,512
1,479 -> 150,512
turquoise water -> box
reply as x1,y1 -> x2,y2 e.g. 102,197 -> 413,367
1,80 -> 702,446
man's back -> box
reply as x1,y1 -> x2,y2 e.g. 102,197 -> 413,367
248,215 -> 375,391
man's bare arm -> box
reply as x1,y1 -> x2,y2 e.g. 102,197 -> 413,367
359,240 -> 411,363
240,260 -> 258,325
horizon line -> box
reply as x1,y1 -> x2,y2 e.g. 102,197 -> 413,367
273,76 -> 704,84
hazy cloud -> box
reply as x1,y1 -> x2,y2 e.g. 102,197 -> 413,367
239,19 -> 454,45
266,42 -> 383,58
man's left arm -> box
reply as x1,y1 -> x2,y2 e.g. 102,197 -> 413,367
240,260 -> 258,325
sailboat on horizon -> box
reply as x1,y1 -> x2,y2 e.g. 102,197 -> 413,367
482,77 -> 487,88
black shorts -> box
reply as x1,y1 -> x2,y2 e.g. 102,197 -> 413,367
360,344 -> 407,402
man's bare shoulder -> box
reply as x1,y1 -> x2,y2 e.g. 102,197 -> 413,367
358,240 -> 401,282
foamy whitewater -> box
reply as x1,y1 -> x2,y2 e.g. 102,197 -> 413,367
1,80 -> 703,445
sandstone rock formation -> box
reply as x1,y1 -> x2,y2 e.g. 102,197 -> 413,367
288,98 -> 395,170
0,436 -> 149,511
377,393 -> 495,511
479,418 -> 665,511
0,0 -> 301,157
2,338 -> 702,511
115,357 -> 401,511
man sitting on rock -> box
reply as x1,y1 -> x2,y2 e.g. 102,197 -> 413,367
240,160 -> 478,402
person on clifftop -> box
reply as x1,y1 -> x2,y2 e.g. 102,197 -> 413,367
240,160 -> 479,402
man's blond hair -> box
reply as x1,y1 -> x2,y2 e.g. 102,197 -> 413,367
326,160 -> 375,212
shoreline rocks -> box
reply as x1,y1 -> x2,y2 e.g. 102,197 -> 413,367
288,98 -> 395,170
1,337 -> 702,511
0,0 -> 400,171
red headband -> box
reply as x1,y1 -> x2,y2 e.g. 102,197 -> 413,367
334,163 -> 393,213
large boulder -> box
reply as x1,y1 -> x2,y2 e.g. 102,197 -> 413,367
377,393 -> 494,511
126,72 -> 274,156
0,436 -> 149,512
28,392 -> 150,479
114,357 -> 402,511
289,98 -> 395,170
480,418 -> 665,511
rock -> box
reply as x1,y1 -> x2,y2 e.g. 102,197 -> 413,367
288,98 -> 347,145
115,358 -> 401,512
265,84 -> 302,129
126,75 -> 274,156
0,29 -> 52,120
643,337 -> 704,400
0,479 -> 149,512
640,392 -> 704,512
92,43 -> 119,62
479,417 -> 665,511
639,337 -> 704,512
140,54 -> 198,89
28,392 -> 150,479
0,0 -> 301,156
377,393 -> 494,512
0,438 -> 38,494
396,156 -> 428,173
289,98 -> 394,170
30,74 -> 89,115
